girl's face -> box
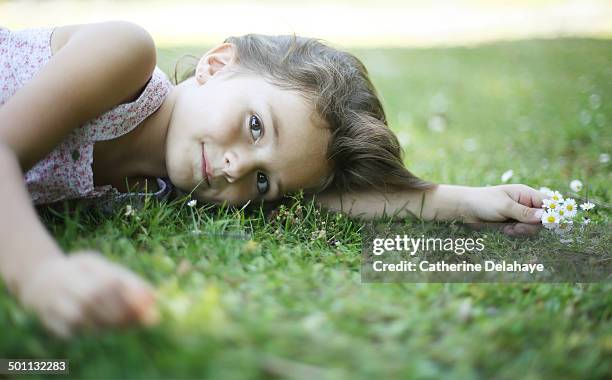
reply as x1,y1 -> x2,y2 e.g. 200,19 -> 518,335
165,43 -> 331,206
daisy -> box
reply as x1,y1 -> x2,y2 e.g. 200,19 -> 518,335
543,198 -> 561,212
541,210 -> 560,229
187,199 -> 197,207
579,202 -> 595,211
569,179 -> 583,192
550,190 -> 564,203
556,207 -> 567,219
561,199 -> 578,218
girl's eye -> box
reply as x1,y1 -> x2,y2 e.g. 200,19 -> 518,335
249,115 -> 263,141
257,172 -> 269,195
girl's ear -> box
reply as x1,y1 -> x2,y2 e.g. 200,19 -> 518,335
195,43 -> 237,84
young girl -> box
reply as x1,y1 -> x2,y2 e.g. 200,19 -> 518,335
0,21 -> 546,337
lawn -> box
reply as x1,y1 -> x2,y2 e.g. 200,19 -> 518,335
1,38 -> 610,379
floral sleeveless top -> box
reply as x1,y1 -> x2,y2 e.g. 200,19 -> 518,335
0,25 -> 174,211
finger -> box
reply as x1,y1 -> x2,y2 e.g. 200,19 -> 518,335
120,282 -> 159,326
41,297 -> 84,339
84,280 -> 132,327
81,256 -> 158,325
502,223 -> 542,237
90,257 -> 159,325
71,253 -> 150,326
504,184 -> 545,208
507,200 -> 544,224
40,313 -> 72,339
65,259 -> 126,327
18,261 -> 87,338
527,188 -> 545,208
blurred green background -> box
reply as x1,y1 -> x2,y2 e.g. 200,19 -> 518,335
2,0 -> 612,47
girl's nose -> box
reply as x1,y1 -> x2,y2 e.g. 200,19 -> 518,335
222,150 -> 255,183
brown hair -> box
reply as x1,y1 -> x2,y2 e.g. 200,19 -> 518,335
173,34 -> 438,196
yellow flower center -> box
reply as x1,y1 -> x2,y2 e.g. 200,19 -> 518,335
546,216 -> 556,223
550,203 -> 557,209
567,205 -> 573,211
559,210 -> 564,215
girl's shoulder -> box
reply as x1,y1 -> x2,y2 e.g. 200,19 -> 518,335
1,21 -> 157,167
50,23 -> 86,55
50,23 -> 153,105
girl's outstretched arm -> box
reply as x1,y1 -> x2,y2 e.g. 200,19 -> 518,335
0,21 -> 159,337
313,184 -> 545,234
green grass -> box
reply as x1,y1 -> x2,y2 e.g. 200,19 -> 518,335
1,38 -> 611,379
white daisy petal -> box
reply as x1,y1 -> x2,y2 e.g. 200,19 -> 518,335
579,202 -> 595,211
562,199 -> 578,217
541,210 -> 560,229
543,198 -> 560,211
550,190 -> 564,203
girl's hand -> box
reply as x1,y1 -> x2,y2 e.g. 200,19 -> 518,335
17,251 -> 158,338
460,184 -> 545,236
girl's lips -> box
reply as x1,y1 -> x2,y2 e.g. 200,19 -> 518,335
201,143 -> 210,187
